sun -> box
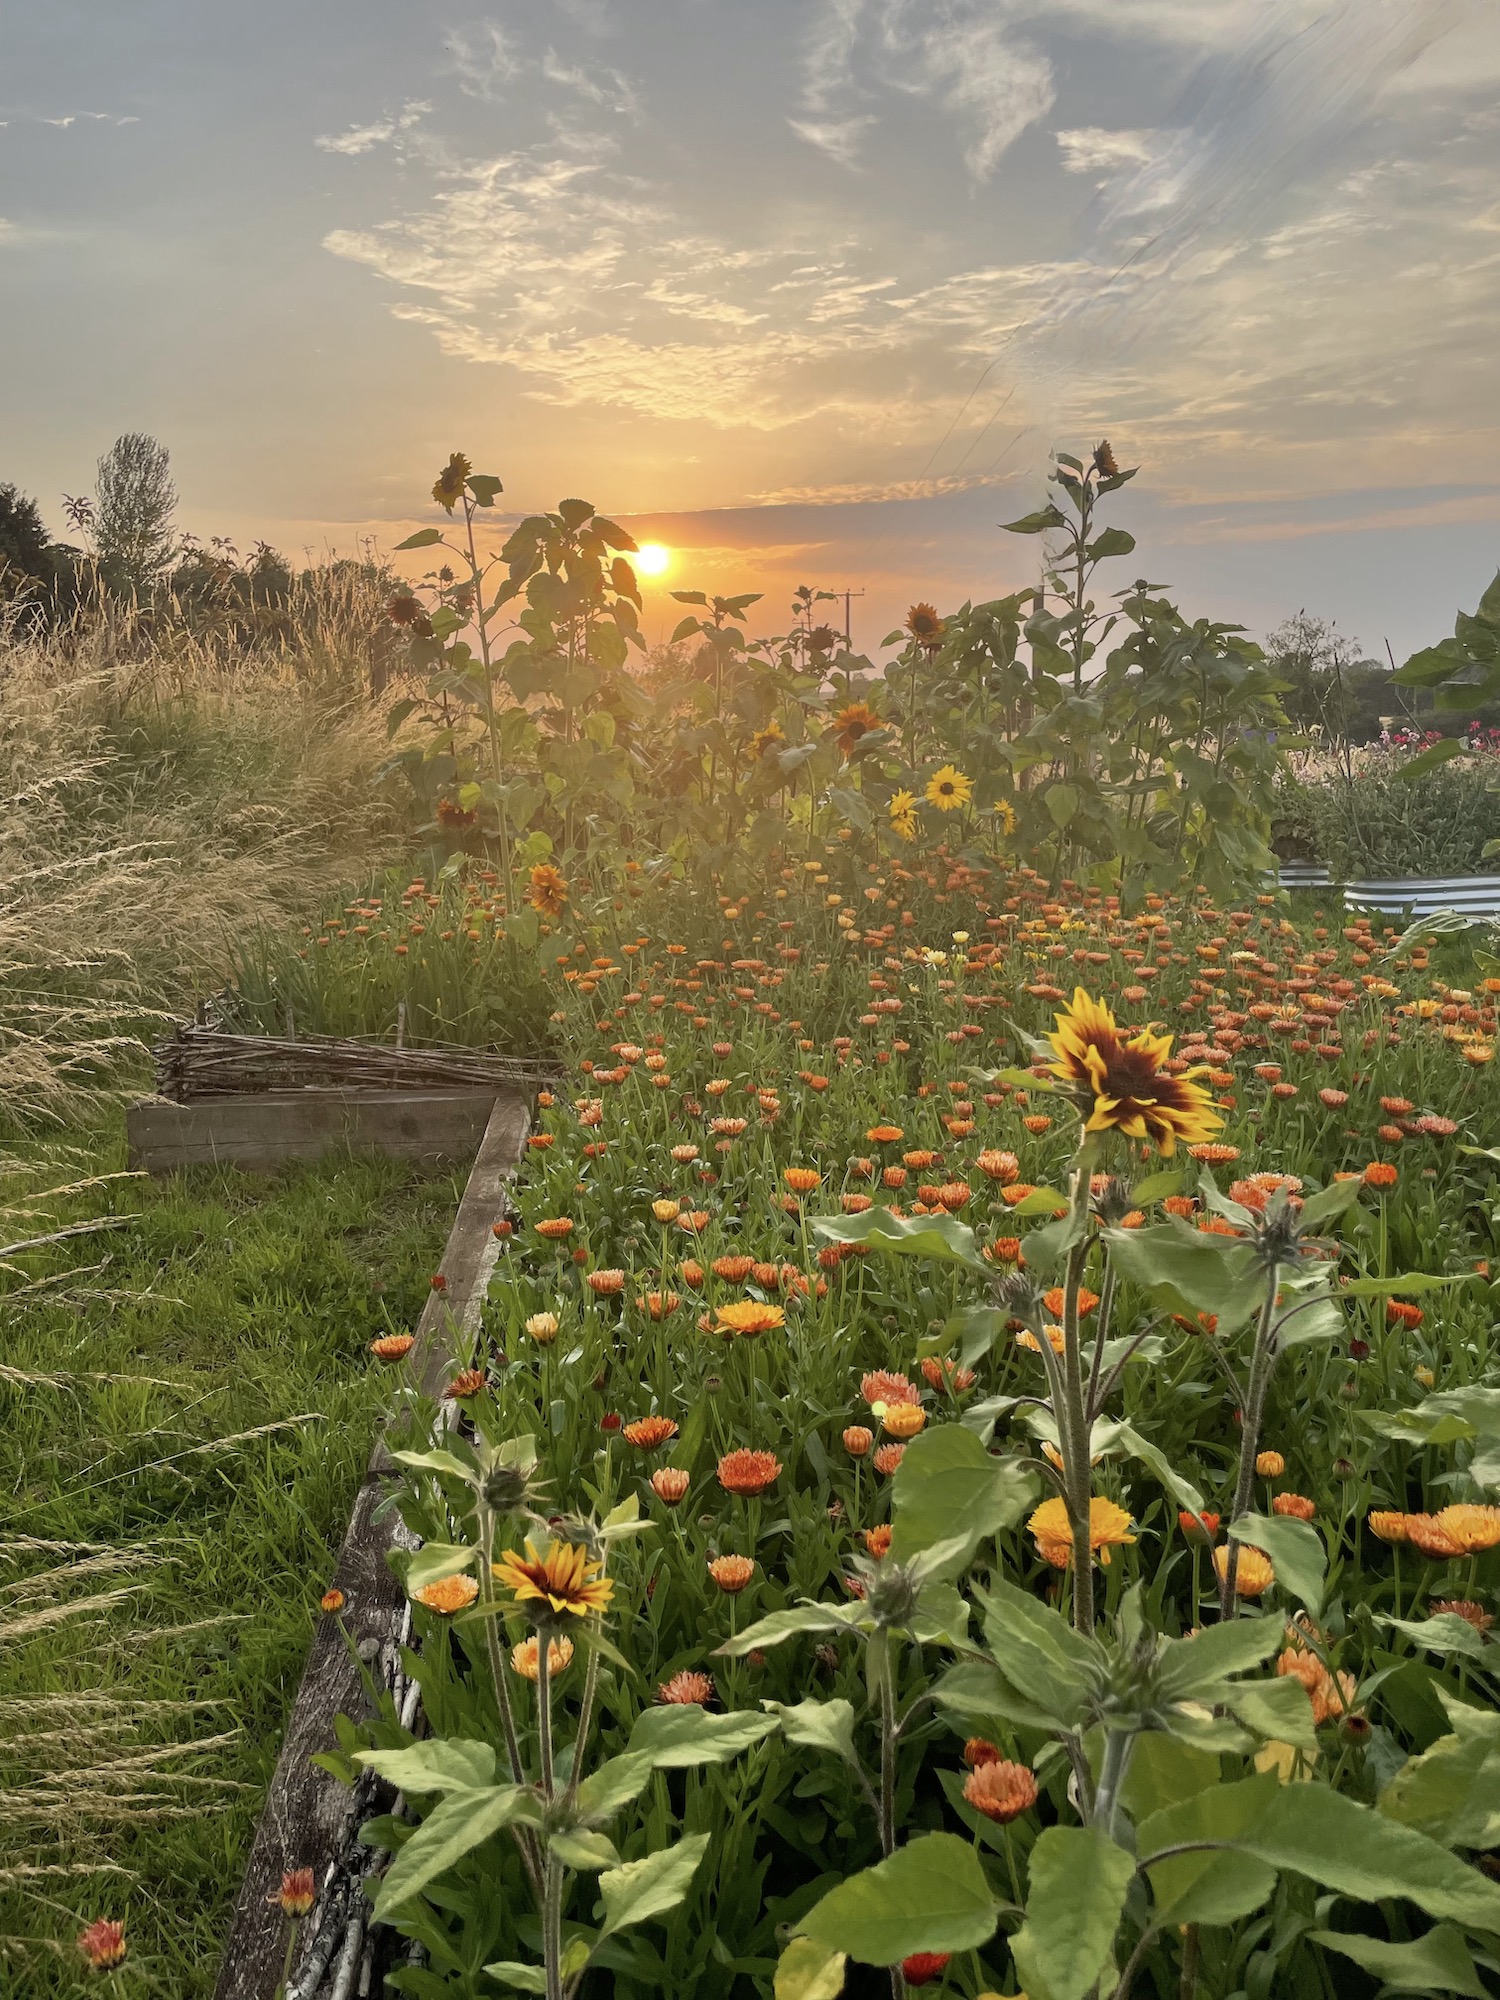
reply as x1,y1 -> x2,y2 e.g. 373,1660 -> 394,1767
635,542 -> 671,577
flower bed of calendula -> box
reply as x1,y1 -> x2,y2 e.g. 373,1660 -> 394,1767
322,861 -> 1500,2000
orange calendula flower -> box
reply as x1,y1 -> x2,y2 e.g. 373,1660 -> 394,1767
370,1333 -> 415,1361
1048,989 -> 1222,1156
843,1425 -> 873,1458
783,1167 -> 822,1194
717,1448 -> 782,1496
588,1269 -> 626,1296
445,1367 -> 488,1400
712,1254 -> 756,1281
76,1919 -> 128,1971
977,1149 -> 1020,1183
963,1759 -> 1039,1824
274,1867 -> 316,1917
1367,1510 -> 1409,1543
1028,1496 -> 1137,1568
1363,1161 -> 1399,1189
881,1402 -> 927,1440
526,863 -> 569,920
715,1300 -> 786,1338
623,1415 -> 679,1450
861,1369 -> 917,1407
708,1555 -> 756,1594
864,1524 -> 893,1558
1403,1513 -> 1465,1559
1430,1504 -> 1500,1553
511,1634 -> 574,1680
651,1468 -> 691,1505
415,1574 -> 480,1615
1432,1599 -> 1494,1632
494,1539 -> 614,1618
319,1587 -> 346,1614
873,1442 -> 906,1476
867,1123 -> 905,1143
658,1669 -> 715,1704
1214,1544 -> 1275,1597
1273,1492 -> 1316,1521
1255,1451 -> 1286,1478
535,1217 -> 575,1240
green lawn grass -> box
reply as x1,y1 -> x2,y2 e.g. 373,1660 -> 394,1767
0,1140 -> 464,1997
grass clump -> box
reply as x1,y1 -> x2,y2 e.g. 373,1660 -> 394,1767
0,1143 -> 461,1996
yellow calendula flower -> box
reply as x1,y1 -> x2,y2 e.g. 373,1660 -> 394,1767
1048,988 -> 1222,1157
925,764 -> 972,812
1028,1495 -> 1136,1567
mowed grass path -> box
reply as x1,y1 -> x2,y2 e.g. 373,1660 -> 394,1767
0,1143 -> 463,1997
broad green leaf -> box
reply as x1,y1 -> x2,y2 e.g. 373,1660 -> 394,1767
389,1448 -> 475,1484
1002,504 -> 1068,535
1380,1611 -> 1492,1661
549,1828 -> 620,1872
575,1752 -> 654,1823
466,473 -> 503,506
403,1543 -> 477,1594
396,527 -> 443,549
1009,1185 -> 1072,1215
889,1423 -> 1035,1562
1156,1615 -> 1281,1700
1045,783 -> 1079,830
1087,526 -> 1136,561
1229,1513 -> 1326,1615
1240,1784 -> 1500,1931
1092,1419 -> 1204,1515
810,1207 -> 987,1272
799,1832 -> 999,1965
931,1658 -> 1073,1735
1338,1272 -> 1473,1297
599,1834 -> 710,1936
1295,1175 -> 1365,1233
1310,1926 -> 1486,1997
1010,1827 -> 1135,2000
764,1698 -> 858,1765
1221,1671 -> 1319,1753
627,1704 -> 777,1767
1380,1703 -> 1500,1850
354,1739 -> 495,1795
375,1785 -> 528,1916
1140,1774 -> 1279,1928
1118,1734 -> 1220,1825
1101,1220 -> 1259,1329
774,1937 -> 848,2000
1395,738 -> 1467,782
481,1963 -> 547,1993
717,1602 -> 866,1658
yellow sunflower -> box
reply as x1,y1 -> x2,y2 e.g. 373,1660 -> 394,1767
1048,988 -> 1222,1157
888,789 -> 919,841
432,452 -> 472,512
832,701 -> 882,754
925,765 -> 972,812
493,1538 -> 614,1619
994,798 -> 1018,836
750,720 -> 786,759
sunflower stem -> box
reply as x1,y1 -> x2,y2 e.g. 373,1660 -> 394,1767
1059,1173 -> 1096,1637
1219,1263 -> 1280,1616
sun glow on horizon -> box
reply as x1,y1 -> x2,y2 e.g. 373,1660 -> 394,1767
635,541 -> 671,577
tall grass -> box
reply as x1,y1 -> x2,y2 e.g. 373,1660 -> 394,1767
0,592 -> 407,1132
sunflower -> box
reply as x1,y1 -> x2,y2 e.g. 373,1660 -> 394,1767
750,720 -> 786,759
432,452 -> 471,512
905,602 -> 945,648
888,790 -> 919,842
993,797 -> 1018,837
1047,988 -> 1223,1157
924,765 -> 972,812
832,701 -> 881,754
493,1538 -> 614,1619
1093,439 -> 1119,478
526,863 -> 569,920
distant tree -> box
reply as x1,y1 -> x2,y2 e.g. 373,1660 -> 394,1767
0,483 -> 52,587
93,433 -> 177,591
1263,612 -> 1404,743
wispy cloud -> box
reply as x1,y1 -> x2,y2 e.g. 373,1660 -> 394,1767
316,100 -> 430,156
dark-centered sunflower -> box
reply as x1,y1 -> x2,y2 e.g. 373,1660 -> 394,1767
1047,988 -> 1222,1157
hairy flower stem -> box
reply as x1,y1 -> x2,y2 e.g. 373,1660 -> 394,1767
1092,1726 -> 1134,1841
1084,1264 -> 1116,1420
561,1626 -> 602,1814
1219,1264 -> 1280,1616
1059,1197 -> 1096,1637
476,1507 -> 542,1894
537,1639 -> 566,2000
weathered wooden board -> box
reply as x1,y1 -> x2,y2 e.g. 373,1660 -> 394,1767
211,1090 -> 530,2000
126,1088 -> 503,1175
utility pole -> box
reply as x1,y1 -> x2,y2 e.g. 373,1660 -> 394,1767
839,587 -> 865,647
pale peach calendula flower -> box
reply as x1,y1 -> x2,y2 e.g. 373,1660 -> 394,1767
708,1555 -> 756,1594
651,1468 -> 691,1505
511,1634 -> 575,1680
525,1312 -> 560,1345
717,1448 -> 781,1495
623,1415 -> 679,1450
962,1759 -> 1039,1824
415,1574 -> 480,1615
658,1669 -> 714,1704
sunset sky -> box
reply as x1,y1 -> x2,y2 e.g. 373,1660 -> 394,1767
4,0 -> 1498,658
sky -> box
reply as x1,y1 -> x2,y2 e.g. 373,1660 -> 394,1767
3,0 -> 1499,660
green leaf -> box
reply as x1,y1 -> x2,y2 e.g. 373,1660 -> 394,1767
1310,1926 -> 1487,1997
1222,1671 -> 1319,1753
1379,1611 -> 1493,1661
1087,527 -> 1136,561
1002,505 -> 1068,535
717,1602 -> 865,1658
1010,1827 -> 1135,2000
575,1752 -> 654,1824
1229,1514 -> 1326,1615
774,1937 -> 848,2000
1092,1419 -> 1204,1515
1008,1185 -> 1071,1216
626,1704 -> 778,1767
1156,1615 -> 1281,1700
1045,782 -> 1079,830
403,1543 -> 478,1594
1241,1784 -> 1500,1931
549,1828 -> 621,1872
599,1834 -> 710,1937
1102,1220 -> 1259,1329
1296,1175 -> 1365,1233
1379,1701 -> 1500,1850
1395,738 -> 1467,782
466,474 -> 503,506
389,1447 -> 476,1484
481,1963 -> 548,1993
1140,1774 -> 1279,1929
374,1785 -> 529,1916
798,1832 -> 999,1966
763,1698 -> 858,1765
396,527 -> 443,549
1338,1272 -> 1473,1297
890,1424 -> 1035,1562
354,1739 -> 495,1795
810,1207 -> 987,1272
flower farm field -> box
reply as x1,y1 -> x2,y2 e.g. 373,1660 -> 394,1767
0,1146 -> 461,1998
267,862 -> 1500,2000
